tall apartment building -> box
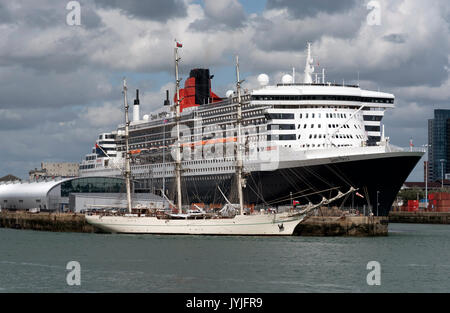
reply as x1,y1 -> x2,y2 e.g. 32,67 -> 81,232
428,109 -> 450,182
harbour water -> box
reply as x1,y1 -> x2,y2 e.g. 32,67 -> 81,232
0,223 -> 449,293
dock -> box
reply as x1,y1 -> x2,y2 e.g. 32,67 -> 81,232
389,211 -> 450,224
0,211 -> 99,233
294,216 -> 388,236
1,210 -> 388,236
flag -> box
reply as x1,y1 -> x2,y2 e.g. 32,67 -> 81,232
409,138 -> 414,147
356,192 -> 364,199
95,143 -> 106,157
176,42 -> 182,48
293,200 -> 300,206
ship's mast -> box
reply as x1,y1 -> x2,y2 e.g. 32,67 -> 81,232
174,43 -> 183,214
123,78 -> 132,214
235,55 -> 244,215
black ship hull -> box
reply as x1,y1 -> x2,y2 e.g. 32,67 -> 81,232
140,153 -> 422,216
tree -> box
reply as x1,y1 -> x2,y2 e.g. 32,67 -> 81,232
397,187 -> 424,202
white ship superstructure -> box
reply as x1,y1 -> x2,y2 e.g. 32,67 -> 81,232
79,131 -> 123,177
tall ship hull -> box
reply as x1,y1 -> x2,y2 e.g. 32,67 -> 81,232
85,212 -> 304,235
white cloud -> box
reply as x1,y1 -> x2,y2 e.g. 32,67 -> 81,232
82,101 -> 123,128
393,75 -> 450,102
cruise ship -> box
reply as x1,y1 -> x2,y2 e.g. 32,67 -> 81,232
79,131 -> 123,176
80,43 -> 424,216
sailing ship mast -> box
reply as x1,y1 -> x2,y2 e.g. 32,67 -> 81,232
235,56 -> 244,215
174,42 -> 183,214
123,78 -> 132,213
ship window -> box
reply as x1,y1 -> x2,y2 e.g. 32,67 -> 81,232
266,113 -> 294,120
268,124 -> 295,130
363,115 -> 383,121
365,125 -> 381,132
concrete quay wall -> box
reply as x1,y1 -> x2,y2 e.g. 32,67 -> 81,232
294,216 -> 388,236
389,211 -> 450,224
0,211 -> 98,233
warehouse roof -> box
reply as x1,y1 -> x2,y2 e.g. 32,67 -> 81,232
0,178 -> 72,199
0,177 -> 127,200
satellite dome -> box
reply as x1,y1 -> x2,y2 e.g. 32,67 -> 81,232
281,74 -> 293,84
257,73 -> 269,86
226,90 -> 234,98
143,114 -> 149,120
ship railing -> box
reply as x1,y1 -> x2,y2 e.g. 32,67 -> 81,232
276,82 -> 360,88
385,144 -> 425,153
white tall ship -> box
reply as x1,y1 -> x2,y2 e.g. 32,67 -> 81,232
82,42 -> 424,231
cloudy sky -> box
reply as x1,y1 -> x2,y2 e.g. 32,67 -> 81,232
0,0 -> 449,181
